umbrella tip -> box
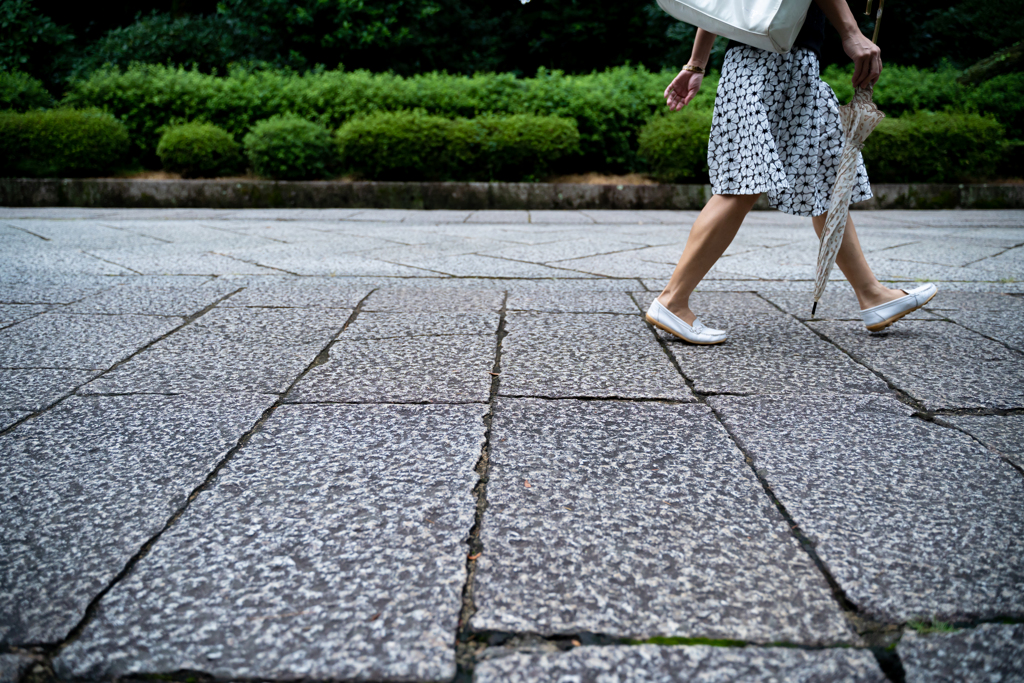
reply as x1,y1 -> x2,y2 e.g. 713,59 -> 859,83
811,301 -> 818,317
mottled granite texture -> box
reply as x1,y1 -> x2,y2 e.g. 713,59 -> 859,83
0,394 -> 272,645
288,334 -> 497,403
362,287 -> 505,312
0,313 -> 180,369
0,410 -> 30,431
499,313 -> 693,400
220,277 -> 372,308
475,645 -> 886,683
341,312 -> 500,339
506,290 -> 639,313
898,624 -> 1024,683
0,368 -> 97,412
66,280 -> 237,316
0,304 -> 48,327
761,290 -> 938,321
809,321 -> 1024,409
472,399 -> 854,644
56,403 -> 486,681
711,394 -> 1024,623
665,314 -> 890,396
0,654 -> 34,683
81,307 -> 350,394
936,414 -> 1024,469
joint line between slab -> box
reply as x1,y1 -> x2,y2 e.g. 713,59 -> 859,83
49,287 -> 378,660
0,287 -> 244,438
455,289 -> 508,679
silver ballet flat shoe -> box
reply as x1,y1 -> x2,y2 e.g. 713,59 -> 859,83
646,299 -> 727,345
860,282 -> 938,332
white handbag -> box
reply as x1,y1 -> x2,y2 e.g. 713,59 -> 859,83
656,0 -> 813,53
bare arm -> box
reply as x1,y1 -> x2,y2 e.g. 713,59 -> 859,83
665,28 -> 718,110
814,0 -> 882,87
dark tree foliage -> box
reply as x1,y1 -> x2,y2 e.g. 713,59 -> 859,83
7,0 -> 1024,89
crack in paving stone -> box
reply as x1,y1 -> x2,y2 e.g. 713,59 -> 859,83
0,288 -> 243,437
46,289 -> 377,670
629,291 -> 905,677
454,291 -> 508,682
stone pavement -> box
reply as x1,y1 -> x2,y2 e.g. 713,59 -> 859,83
1,207 -> 1022,682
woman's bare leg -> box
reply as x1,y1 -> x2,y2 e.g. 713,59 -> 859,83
658,194 -> 761,324
812,213 -> 904,309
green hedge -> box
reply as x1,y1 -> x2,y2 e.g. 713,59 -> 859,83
966,72 -> 1024,140
62,64 -> 705,172
0,108 -> 128,177
861,111 -> 1004,183
156,122 -> 242,178
636,109 -> 713,183
244,115 -> 336,180
0,71 -> 54,111
336,111 -> 580,181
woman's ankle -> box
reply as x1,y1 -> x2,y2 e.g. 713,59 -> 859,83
657,293 -> 697,324
856,284 -> 905,310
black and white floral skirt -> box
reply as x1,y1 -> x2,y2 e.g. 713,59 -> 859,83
708,44 -> 872,217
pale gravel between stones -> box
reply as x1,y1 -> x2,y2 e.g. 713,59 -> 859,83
55,403 -> 486,682
474,645 -> 887,682
0,654 -> 34,683
898,624 -> 1024,683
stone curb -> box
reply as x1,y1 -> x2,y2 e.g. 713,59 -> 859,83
1,178 -> 1022,210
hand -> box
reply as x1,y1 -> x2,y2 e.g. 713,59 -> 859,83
842,30 -> 882,88
664,68 -> 703,110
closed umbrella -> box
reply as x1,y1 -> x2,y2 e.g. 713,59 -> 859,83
812,0 -> 886,315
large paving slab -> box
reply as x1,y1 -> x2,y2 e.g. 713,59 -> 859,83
634,293 -> 890,396
220,277 -> 372,308
472,399 -> 854,644
0,368 -> 97,412
0,313 -> 180,370
82,307 -> 350,394
499,313 -> 693,400
362,286 -> 505,312
56,403 -> 486,681
761,289 -> 939,321
898,623 -> 1024,683
289,333 -> 497,403
0,303 -> 48,328
474,645 -> 886,683
711,394 -> 1024,623
0,394 -> 272,645
925,292 -> 1024,352
935,414 -> 1024,469
66,278 -> 237,316
809,321 -> 1024,410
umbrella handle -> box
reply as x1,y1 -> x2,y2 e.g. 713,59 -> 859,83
864,0 -> 888,44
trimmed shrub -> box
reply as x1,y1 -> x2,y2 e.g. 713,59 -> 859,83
156,122 -> 242,178
0,108 -> 129,177
861,112 -> 1004,183
62,64 -> 714,172
473,114 -> 580,180
0,71 -> 54,111
636,109 -> 713,183
243,115 -> 335,180
335,111 -> 580,181
335,111 -> 474,181
967,72 -> 1024,140
820,64 -> 967,115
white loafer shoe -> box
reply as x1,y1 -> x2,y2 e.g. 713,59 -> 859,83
646,299 -> 727,344
861,283 -> 938,331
